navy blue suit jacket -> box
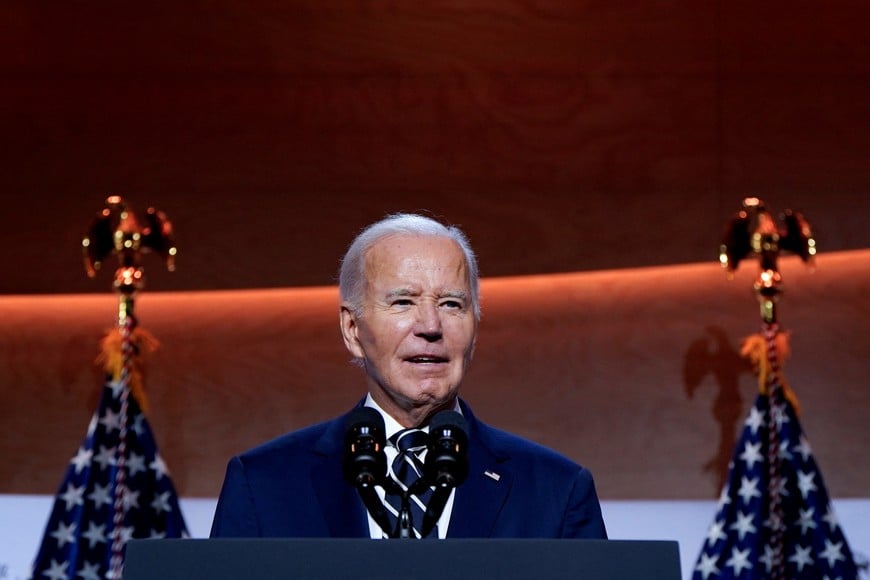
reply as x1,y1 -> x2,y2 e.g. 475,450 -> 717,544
210,400 -> 607,539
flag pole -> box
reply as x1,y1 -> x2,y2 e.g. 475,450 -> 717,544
82,195 -> 177,578
30,196 -> 185,580
693,197 -> 858,579
716,197 -> 815,579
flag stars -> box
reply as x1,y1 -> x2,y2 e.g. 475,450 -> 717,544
739,441 -> 763,470
127,452 -> 147,477
59,483 -> 85,511
771,475 -> 789,499
822,505 -> 840,531
819,539 -> 846,568
764,510 -> 786,534
69,447 -> 93,474
132,413 -> 146,437
99,408 -> 122,434
694,552 -> 720,580
76,560 -> 102,580
151,491 -> 173,514
737,476 -> 761,505
797,470 -> 818,499
777,440 -> 793,461
771,404 -> 790,429
759,544 -> 777,573
121,489 -> 141,512
107,379 -> 126,399
725,546 -> 753,575
693,393 -> 860,579
744,406 -> 765,435
117,525 -> 135,544
706,520 -> 727,547
33,375 -> 191,578
793,436 -> 813,462
42,558 -> 69,580
789,544 -> 814,572
50,520 -> 77,548
86,415 -> 98,437
88,482 -> 112,509
729,510 -> 757,541
796,507 -> 817,535
81,521 -> 107,549
716,486 -> 731,509
93,445 -> 117,471
150,454 -> 169,479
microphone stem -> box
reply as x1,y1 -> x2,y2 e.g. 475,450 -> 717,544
397,493 -> 413,539
420,484 -> 452,538
356,478 -> 394,538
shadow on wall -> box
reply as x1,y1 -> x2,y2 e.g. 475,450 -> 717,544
683,326 -> 753,495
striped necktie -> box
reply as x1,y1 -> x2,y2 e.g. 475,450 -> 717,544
385,428 -> 434,538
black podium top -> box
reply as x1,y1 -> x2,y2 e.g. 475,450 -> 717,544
123,538 -> 680,580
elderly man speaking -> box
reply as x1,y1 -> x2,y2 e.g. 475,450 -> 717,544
211,213 -> 606,540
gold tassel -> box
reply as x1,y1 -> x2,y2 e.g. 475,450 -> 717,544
739,331 -> 801,416
96,327 -> 159,414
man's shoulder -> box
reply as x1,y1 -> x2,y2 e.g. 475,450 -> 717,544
236,414 -> 346,464
478,422 -> 574,463
465,404 -> 583,474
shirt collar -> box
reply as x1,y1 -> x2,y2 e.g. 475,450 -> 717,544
363,393 -> 462,441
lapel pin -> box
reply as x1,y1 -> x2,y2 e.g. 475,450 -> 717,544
484,470 -> 501,482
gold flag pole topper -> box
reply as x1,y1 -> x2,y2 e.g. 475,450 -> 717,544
83,194 -> 177,324
719,196 -> 816,324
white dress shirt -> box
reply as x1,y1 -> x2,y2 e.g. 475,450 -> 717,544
363,394 -> 458,539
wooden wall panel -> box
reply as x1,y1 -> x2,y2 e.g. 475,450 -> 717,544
2,250 -> 867,499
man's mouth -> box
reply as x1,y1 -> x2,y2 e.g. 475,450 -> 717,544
404,355 -> 449,364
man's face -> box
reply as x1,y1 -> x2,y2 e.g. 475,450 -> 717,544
340,234 -> 478,426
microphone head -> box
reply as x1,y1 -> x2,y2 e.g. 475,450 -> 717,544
342,407 -> 387,485
345,407 -> 386,438
426,410 -> 469,487
429,410 -> 468,435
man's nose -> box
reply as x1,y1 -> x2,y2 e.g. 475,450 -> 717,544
415,302 -> 443,340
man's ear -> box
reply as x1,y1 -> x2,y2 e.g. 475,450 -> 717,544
339,304 -> 365,359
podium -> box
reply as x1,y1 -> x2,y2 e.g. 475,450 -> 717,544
123,538 -> 680,579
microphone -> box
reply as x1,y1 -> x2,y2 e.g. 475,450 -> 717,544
425,410 -> 469,487
419,410 -> 469,537
342,407 -> 387,486
342,407 -> 393,536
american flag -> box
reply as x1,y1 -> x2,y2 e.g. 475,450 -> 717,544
30,367 -> 188,579
693,325 -> 859,579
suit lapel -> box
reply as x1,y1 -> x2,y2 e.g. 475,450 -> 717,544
447,401 -> 513,537
311,411 -> 370,538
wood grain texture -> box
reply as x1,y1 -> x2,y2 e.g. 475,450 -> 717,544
2,250 -> 867,499
2,2 -> 868,294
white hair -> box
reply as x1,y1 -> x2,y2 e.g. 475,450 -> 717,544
338,213 -> 480,320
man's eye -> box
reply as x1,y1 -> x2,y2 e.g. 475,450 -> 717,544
392,299 -> 413,307
441,300 -> 463,309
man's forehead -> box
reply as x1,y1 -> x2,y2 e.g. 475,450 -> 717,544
364,235 -> 469,287
365,234 -> 466,266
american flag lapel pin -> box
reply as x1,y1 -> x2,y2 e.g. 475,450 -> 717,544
484,470 -> 501,482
